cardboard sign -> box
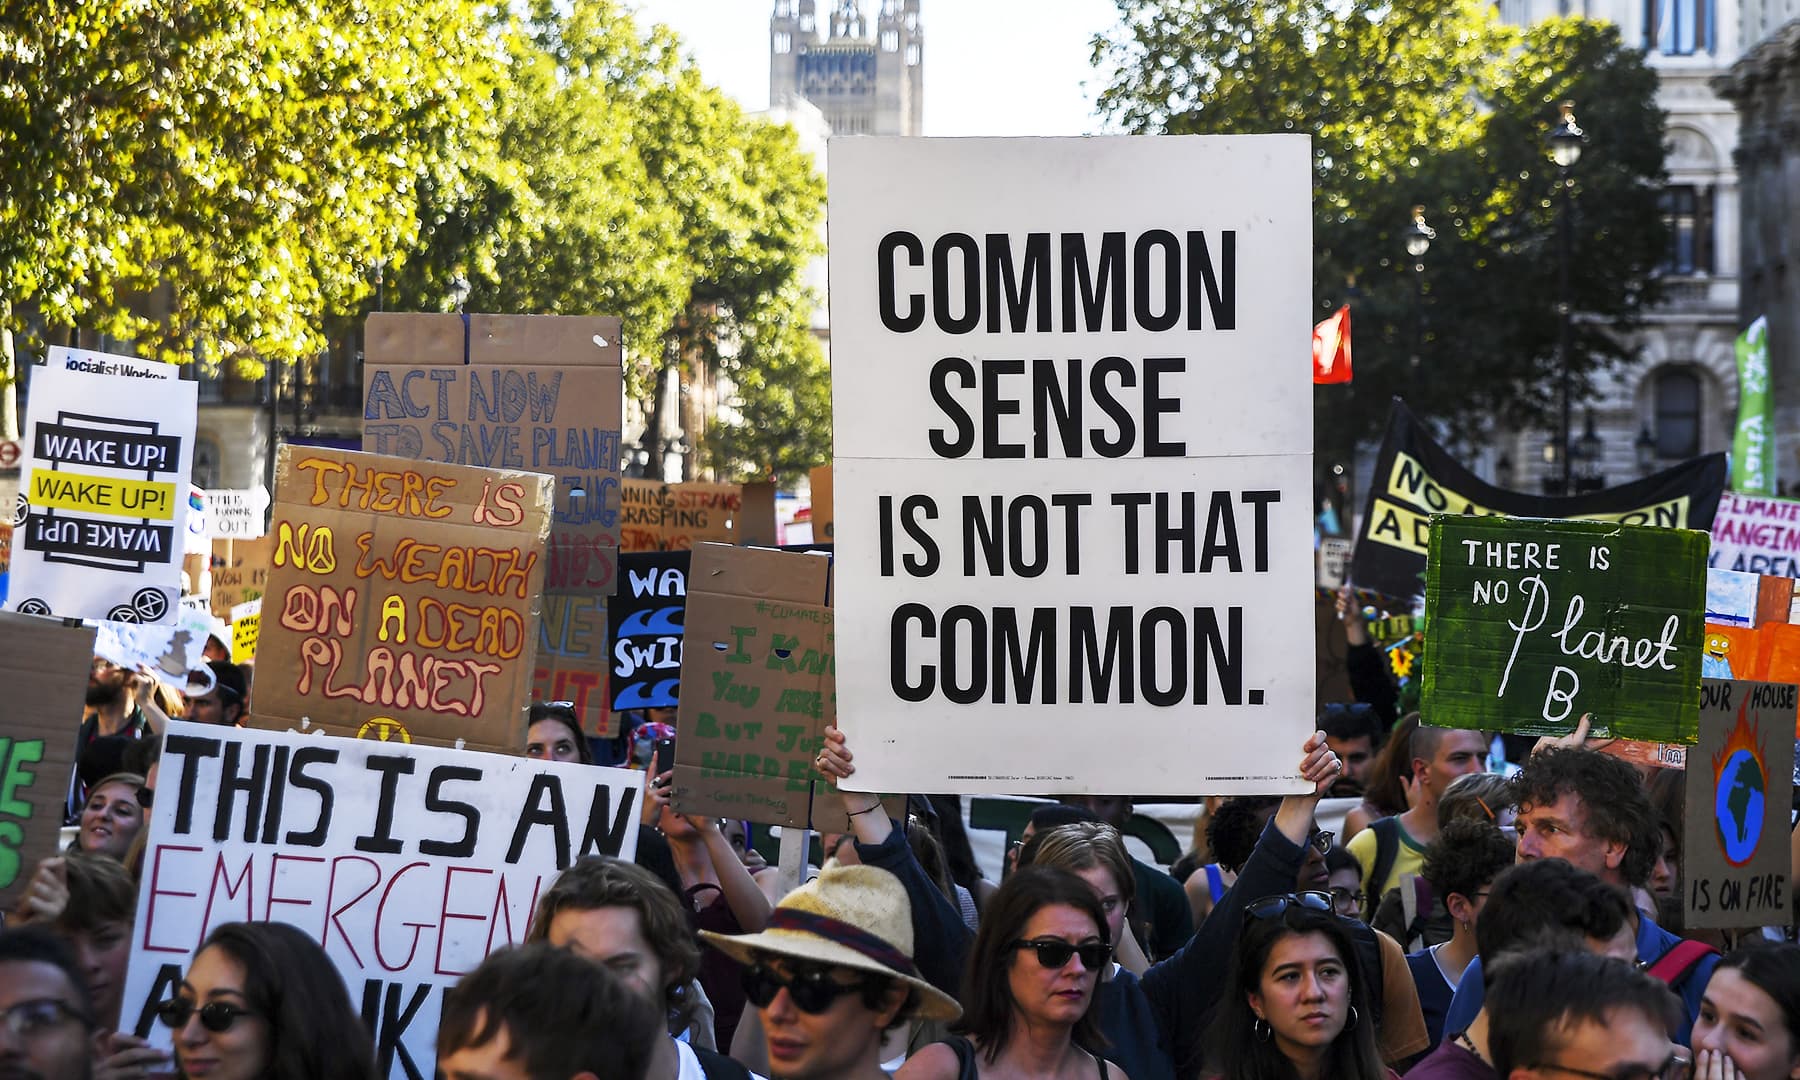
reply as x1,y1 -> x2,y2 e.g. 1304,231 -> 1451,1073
608,552 -> 688,711
828,135 -> 1316,795
1352,399 -> 1728,603
8,348 -> 198,623
209,536 -> 274,620
619,480 -> 742,551
1711,492 -> 1800,579
0,612 -> 96,908
363,313 -> 623,595
739,482 -> 779,547
252,446 -> 553,752
1684,679 -> 1795,928
534,592 -> 615,737
230,598 -> 261,664
203,486 -> 270,539
673,544 -> 897,829
809,466 -> 833,544
1422,516 -> 1707,741
120,721 -> 643,1079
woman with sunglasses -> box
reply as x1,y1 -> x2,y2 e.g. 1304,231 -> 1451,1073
160,921 -> 374,1080
704,862 -> 962,1080
1206,893 -> 1389,1080
898,866 -> 1122,1080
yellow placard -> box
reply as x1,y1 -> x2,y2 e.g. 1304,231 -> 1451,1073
231,614 -> 260,664
29,469 -> 177,520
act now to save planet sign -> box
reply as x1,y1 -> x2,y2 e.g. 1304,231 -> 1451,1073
1684,679 -> 1795,929
1422,516 -> 1707,742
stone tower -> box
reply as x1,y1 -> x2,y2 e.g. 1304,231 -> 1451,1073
769,0 -> 922,136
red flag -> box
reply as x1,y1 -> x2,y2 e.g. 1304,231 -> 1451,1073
1312,305 -> 1353,384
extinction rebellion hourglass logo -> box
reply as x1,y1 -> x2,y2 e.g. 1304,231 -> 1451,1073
1712,704 -> 1768,867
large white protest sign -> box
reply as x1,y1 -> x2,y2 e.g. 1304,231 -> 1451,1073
830,136 -> 1315,794
1711,491 -> 1800,578
121,722 -> 643,1079
7,347 -> 196,623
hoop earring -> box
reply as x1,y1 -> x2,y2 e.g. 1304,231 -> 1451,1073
1255,1018 -> 1272,1042
1347,1006 -> 1360,1029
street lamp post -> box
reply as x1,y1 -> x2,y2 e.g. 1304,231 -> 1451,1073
1547,101 -> 1585,493
1405,206 -> 1435,367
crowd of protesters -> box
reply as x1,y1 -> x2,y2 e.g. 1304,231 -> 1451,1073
6,586 -> 1800,1080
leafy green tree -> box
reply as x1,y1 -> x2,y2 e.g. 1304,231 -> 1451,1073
0,0 -> 496,386
1094,2 -> 1667,462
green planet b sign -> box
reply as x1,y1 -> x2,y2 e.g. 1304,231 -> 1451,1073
1422,516 -> 1707,742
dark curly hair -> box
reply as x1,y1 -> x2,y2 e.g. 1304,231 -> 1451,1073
1475,859 -> 1632,968
1205,796 -> 1281,875
1420,819 -> 1516,903
1511,747 -> 1660,888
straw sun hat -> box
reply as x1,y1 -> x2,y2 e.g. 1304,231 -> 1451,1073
700,862 -> 962,1022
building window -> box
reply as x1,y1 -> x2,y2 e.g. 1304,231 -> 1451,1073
1657,185 -> 1713,275
799,12 -> 814,31
193,436 -> 223,490
881,29 -> 898,50
774,31 -> 791,53
906,42 -> 920,65
1654,369 -> 1701,459
1646,0 -> 1712,53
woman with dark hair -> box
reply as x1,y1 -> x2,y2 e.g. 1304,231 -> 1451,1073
1692,941 -> 1800,1080
1342,715 -> 1418,843
523,701 -> 595,764
161,920 -> 375,1080
1207,894 -> 1389,1080
898,866 -> 1127,1080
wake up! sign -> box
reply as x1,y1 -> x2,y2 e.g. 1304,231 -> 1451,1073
1422,516 -> 1707,742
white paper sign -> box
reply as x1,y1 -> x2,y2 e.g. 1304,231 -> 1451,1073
829,135 -> 1315,794
1317,538 -> 1353,589
121,722 -> 644,1079
1710,491 -> 1800,579
203,485 -> 271,539
7,348 -> 197,623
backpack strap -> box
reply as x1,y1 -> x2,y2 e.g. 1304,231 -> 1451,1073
1366,816 -> 1401,912
945,1036 -> 980,1080
1399,873 -> 1423,949
1647,940 -> 1719,987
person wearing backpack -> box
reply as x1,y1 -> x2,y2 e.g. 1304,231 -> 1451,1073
1346,722 -> 1490,920
1403,820 -> 1516,1049
1437,746 -> 1720,1047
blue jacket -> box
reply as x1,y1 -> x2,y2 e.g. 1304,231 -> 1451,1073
1440,910 -> 1717,1046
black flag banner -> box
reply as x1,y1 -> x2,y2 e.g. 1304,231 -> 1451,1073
1351,398 -> 1728,604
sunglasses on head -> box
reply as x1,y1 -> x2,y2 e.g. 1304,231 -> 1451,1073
1245,891 -> 1336,922
1308,829 -> 1335,855
1011,938 -> 1110,970
156,998 -> 256,1033
741,963 -> 876,1014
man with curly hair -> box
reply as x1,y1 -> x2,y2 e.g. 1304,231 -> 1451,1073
1407,819 -> 1517,1049
1438,747 -> 1718,1046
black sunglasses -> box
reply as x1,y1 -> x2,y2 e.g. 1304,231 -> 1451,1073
1246,891 -> 1335,921
156,998 -> 256,1033
1011,938 -> 1110,970
741,963 -> 872,1014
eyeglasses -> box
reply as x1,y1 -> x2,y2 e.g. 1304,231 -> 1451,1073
741,963 -> 872,1014
1529,1050 -> 1691,1080
1328,886 -> 1366,909
1246,891 -> 1336,921
1010,938 -> 1110,970
2,998 -> 93,1041
1308,829 -> 1336,855
156,998 -> 257,1033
